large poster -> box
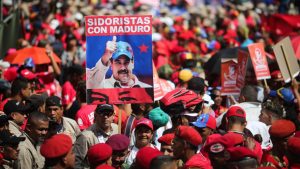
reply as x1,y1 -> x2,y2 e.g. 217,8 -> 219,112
85,15 -> 154,104
221,59 -> 240,95
248,43 -> 271,80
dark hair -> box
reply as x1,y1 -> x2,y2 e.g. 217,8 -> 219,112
68,64 -> 84,76
76,81 -> 86,103
227,158 -> 258,169
150,155 -> 176,169
11,77 -> 29,96
262,100 -> 283,118
240,85 -> 258,102
27,111 -> 49,127
227,116 -> 246,129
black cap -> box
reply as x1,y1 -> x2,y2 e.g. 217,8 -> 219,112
95,104 -> 114,113
3,100 -> 28,116
46,96 -> 62,107
187,77 -> 206,95
0,130 -> 25,146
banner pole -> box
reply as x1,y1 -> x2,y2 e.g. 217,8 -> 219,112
280,45 -> 293,82
263,79 -> 269,88
118,105 -> 122,134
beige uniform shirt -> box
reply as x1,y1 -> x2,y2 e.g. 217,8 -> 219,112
17,133 -> 44,169
73,123 -> 118,169
8,121 -> 23,137
58,117 -> 81,143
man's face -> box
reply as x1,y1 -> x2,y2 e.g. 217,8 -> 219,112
172,136 -> 185,159
94,111 -> 114,129
259,109 -> 272,126
111,149 -> 129,168
45,106 -> 63,123
64,149 -> 75,169
27,120 -> 49,143
135,125 -> 153,148
213,90 -> 222,106
195,127 -> 213,142
160,144 -> 173,156
111,55 -> 134,86
21,83 -> 31,99
4,144 -> 19,160
11,112 -> 26,126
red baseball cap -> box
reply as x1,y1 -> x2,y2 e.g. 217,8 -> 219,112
96,164 -> 115,169
40,134 -> 72,159
135,118 -> 153,130
226,106 -> 246,119
176,125 -> 202,146
288,137 -> 300,155
158,133 -> 175,145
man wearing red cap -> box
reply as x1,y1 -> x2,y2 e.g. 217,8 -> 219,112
125,118 -> 156,166
87,143 -> 113,169
106,134 -> 130,169
133,146 -> 162,169
40,134 -> 75,169
74,104 -> 118,169
172,125 -> 212,169
262,119 -> 296,168
287,137 -> 300,169
158,133 -> 175,156
191,114 -> 216,144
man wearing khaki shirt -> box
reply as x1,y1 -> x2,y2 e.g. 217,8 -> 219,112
73,104 -> 118,169
17,111 -> 49,169
45,96 -> 80,143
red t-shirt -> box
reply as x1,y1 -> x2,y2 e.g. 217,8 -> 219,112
62,81 -> 76,106
75,104 -> 96,131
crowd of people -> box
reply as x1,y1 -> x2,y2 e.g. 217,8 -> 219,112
1,0 -> 300,169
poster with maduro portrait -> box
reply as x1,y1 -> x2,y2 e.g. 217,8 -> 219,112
221,59 -> 240,96
85,15 -> 154,104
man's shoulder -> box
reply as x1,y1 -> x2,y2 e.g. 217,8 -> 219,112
63,117 -> 79,125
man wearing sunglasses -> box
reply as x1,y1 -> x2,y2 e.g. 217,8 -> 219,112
74,104 -> 119,169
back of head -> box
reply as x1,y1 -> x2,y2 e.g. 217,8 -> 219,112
261,100 -> 283,119
240,85 -> 258,102
150,155 -> 176,169
11,77 -> 29,96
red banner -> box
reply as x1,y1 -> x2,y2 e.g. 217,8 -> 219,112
236,50 -> 249,89
248,43 -> 271,80
221,59 -> 240,95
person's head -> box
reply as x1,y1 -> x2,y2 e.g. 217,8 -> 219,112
4,100 -> 28,126
134,118 -> 154,148
0,130 -> 25,161
226,147 -> 258,169
187,77 -> 206,96
25,111 -> 49,143
225,106 -> 247,132
287,137 -> 300,164
239,85 -> 258,103
135,147 -> 162,169
111,41 -> 134,86
28,93 -> 48,113
45,96 -> 64,124
158,133 -> 175,156
191,114 -> 216,143
178,69 -> 193,88
150,155 -> 178,169
40,134 -> 75,169
76,81 -> 87,104
87,143 -> 112,169
106,134 -> 130,168
94,104 -> 115,130
131,103 -> 153,116
206,141 -> 230,169
148,107 -> 169,130
172,125 -> 202,161
11,77 -> 31,99
259,100 -> 283,126
211,88 -> 222,106
269,119 -> 296,151
68,64 -> 84,87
